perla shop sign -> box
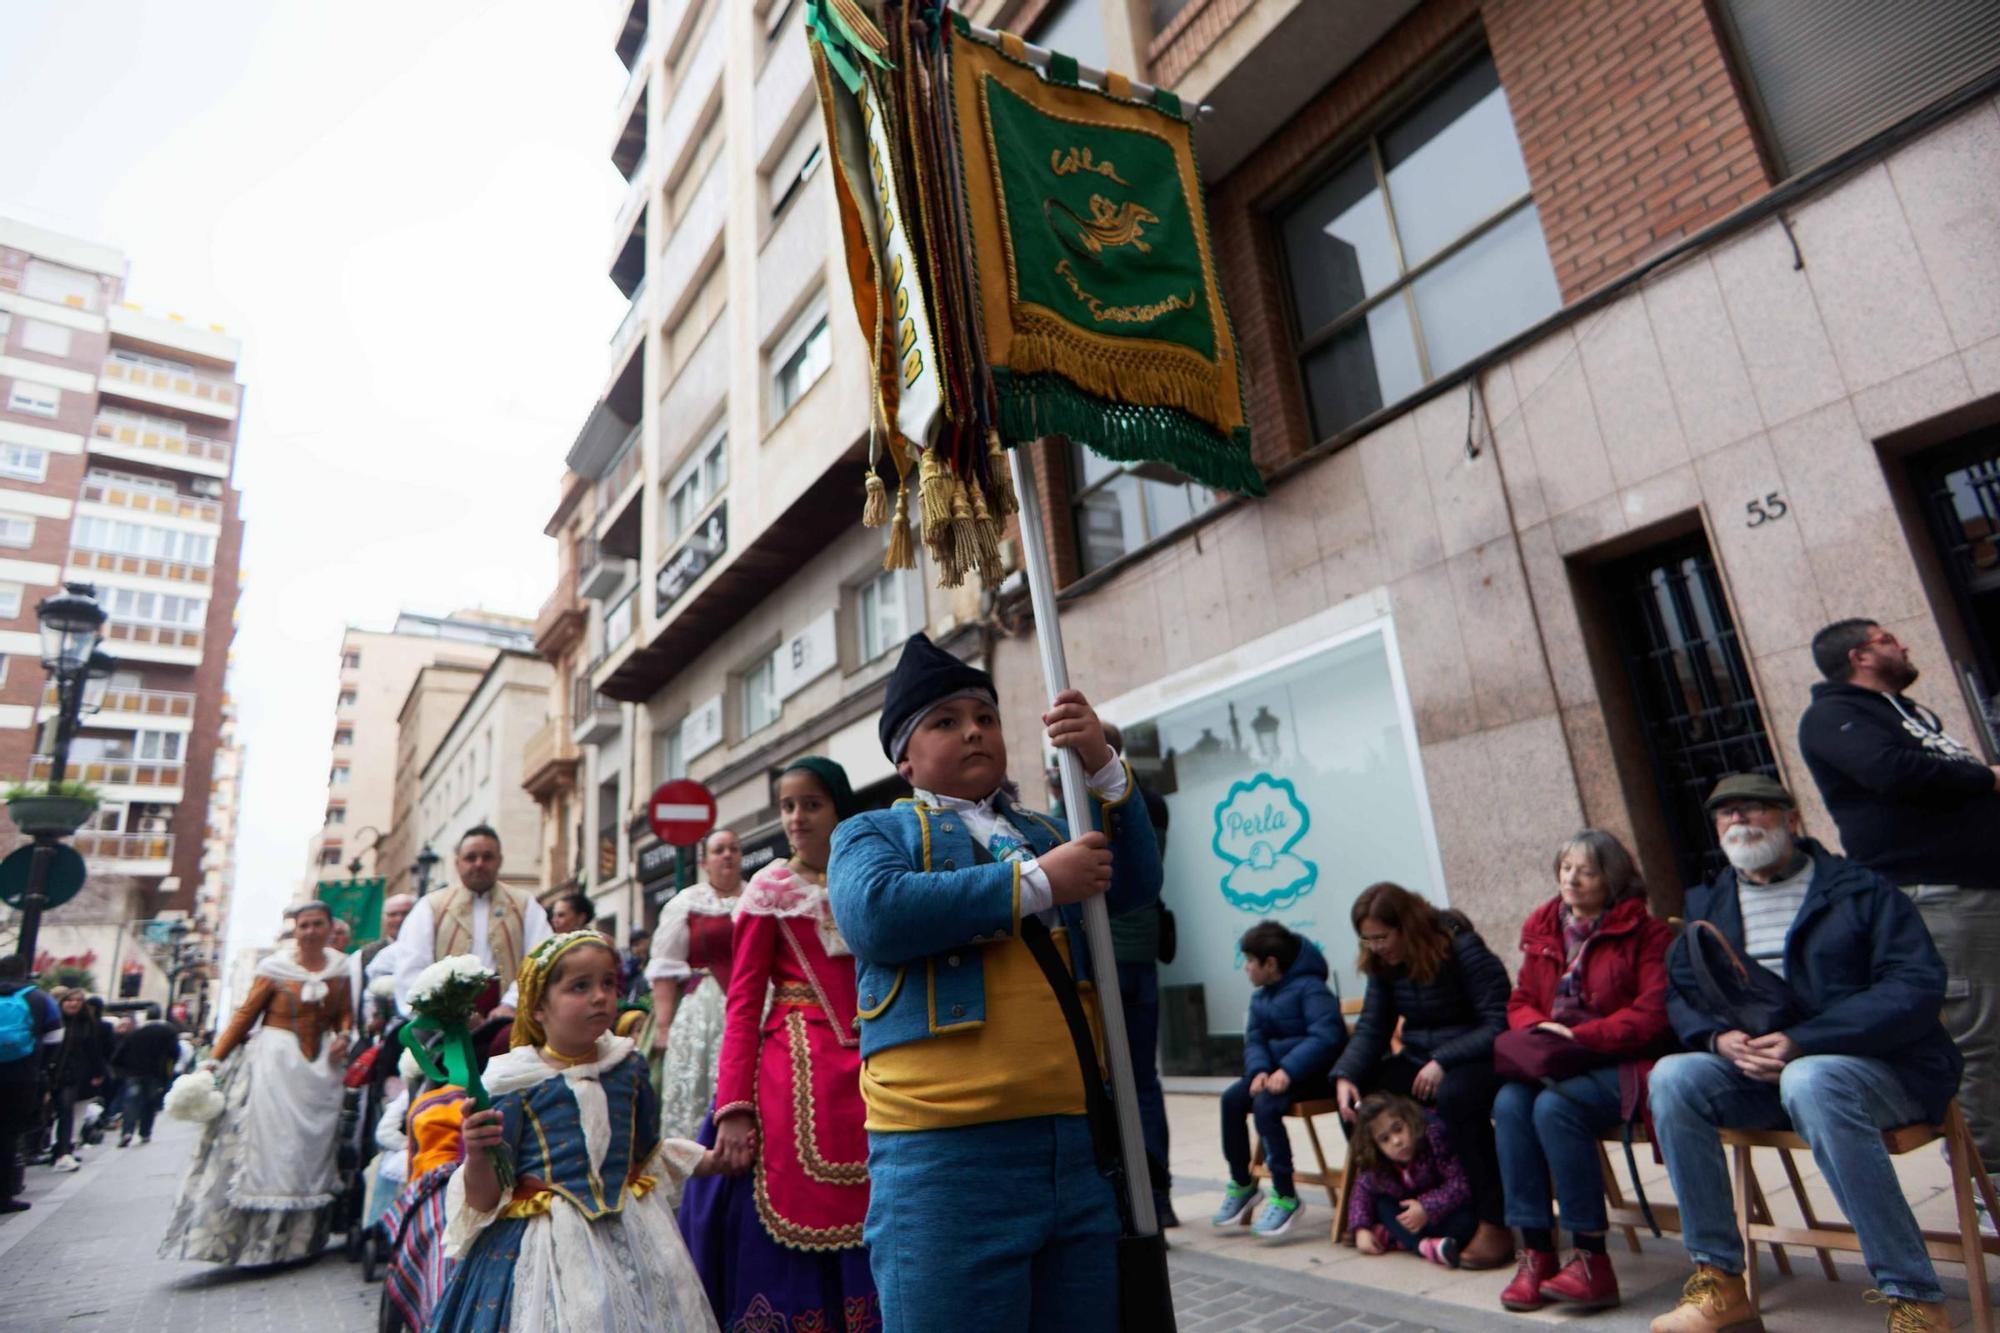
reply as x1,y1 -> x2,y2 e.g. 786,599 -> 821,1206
1212,775 -> 1318,914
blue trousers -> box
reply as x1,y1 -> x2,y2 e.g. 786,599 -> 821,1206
1649,1052 -> 1943,1302
1116,961 -> 1171,1212
866,1115 -> 1120,1333
1493,1067 -> 1623,1235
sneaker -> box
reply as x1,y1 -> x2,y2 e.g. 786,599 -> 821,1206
1864,1291 -> 1950,1332
51,1155 -> 79,1173
1417,1236 -> 1461,1268
1252,1194 -> 1302,1238
118,1136 -> 132,1149
1210,1181 -> 1259,1228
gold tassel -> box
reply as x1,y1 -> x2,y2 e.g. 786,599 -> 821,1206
967,479 -> 1004,585
862,471 -> 888,528
884,484 -> 915,570
950,478 -> 980,581
985,430 -> 1017,517
917,450 -> 953,550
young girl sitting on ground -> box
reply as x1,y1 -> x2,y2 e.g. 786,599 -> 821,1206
1346,1092 -> 1478,1268
430,931 -> 725,1332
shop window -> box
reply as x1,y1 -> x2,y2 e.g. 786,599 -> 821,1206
1718,0 -> 2000,176
1911,431 -> 2000,754
1126,622 -> 1445,1074
1279,49 -> 1560,443
1070,440 -> 1215,574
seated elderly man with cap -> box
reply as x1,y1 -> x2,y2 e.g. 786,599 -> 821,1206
1647,772 -> 1961,1333
828,633 -> 1160,1333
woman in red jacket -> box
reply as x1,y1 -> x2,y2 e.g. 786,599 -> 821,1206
1495,830 -> 1672,1316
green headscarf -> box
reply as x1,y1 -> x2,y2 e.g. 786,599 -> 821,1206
782,755 -> 858,821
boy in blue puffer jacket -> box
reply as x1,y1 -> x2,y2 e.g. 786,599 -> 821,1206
1214,922 -> 1345,1238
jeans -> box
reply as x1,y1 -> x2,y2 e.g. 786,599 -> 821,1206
1222,1071 -> 1335,1199
50,1085 -> 84,1158
866,1115 -> 1119,1332
1649,1052 -> 1943,1301
1494,1067 -> 1624,1236
1905,886 -> 2000,1166
119,1076 -> 165,1141
1372,1192 -> 1478,1254
1116,962 -> 1171,1212
1346,1054 -> 1505,1225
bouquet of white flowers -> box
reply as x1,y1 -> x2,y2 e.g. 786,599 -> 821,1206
163,1070 -> 225,1124
400,954 -> 509,1186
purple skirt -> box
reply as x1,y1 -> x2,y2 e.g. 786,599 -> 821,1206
678,1109 -> 879,1332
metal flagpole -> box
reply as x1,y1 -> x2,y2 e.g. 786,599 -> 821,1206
1008,443 -> 1159,1240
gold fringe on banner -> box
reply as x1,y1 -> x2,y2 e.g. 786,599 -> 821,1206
985,430 -> 1017,517
1008,316 -> 1238,435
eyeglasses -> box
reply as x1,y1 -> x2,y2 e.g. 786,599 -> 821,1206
1358,932 -> 1396,948
1712,802 -> 1778,822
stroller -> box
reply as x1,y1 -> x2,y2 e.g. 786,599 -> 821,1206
335,1024 -> 398,1262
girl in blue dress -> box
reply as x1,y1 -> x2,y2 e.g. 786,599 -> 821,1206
431,931 -> 722,1332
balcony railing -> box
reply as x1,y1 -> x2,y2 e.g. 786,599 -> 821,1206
571,672 -> 621,745
521,716 -> 580,796
104,621 -> 205,652
535,580 -> 585,653
100,357 -> 240,409
31,756 -> 184,789
46,684 -> 196,719
80,478 -> 223,526
71,548 -> 213,587
73,831 -> 174,865
91,415 -> 232,468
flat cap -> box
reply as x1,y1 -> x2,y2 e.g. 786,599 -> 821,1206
1703,772 -> 1795,813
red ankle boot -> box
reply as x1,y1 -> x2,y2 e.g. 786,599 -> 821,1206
1499,1249 -> 1559,1311
1538,1249 -> 1620,1311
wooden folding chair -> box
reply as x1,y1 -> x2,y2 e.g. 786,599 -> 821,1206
1721,1099 -> 2000,1331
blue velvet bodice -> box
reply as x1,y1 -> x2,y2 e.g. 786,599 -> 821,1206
499,1052 -> 660,1220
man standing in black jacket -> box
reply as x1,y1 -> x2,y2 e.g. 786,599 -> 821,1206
1798,617 -> 2000,1174
111,1010 -> 180,1147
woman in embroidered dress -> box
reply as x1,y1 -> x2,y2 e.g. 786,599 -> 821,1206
159,900 -> 353,1265
681,757 -> 877,1329
431,931 -> 722,1332
648,828 -> 745,1140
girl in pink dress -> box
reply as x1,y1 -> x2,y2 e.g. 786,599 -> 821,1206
689,756 -> 876,1330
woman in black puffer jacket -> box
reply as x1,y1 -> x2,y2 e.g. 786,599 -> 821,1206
1332,882 -> 1512,1267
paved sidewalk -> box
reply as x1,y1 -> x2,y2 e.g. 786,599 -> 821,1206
0,1118 -> 377,1332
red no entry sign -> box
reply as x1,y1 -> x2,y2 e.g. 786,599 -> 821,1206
649,778 -> 717,847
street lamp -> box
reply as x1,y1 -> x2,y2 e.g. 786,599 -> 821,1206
14,583 -> 109,966
412,844 -> 440,897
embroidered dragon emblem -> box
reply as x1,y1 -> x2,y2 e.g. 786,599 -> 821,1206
1047,194 -> 1160,259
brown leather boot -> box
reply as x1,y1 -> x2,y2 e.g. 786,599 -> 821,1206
1457,1220 -> 1514,1269
1649,1265 -> 1765,1332
1864,1291 -> 1951,1332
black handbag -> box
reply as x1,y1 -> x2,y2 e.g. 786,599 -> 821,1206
1020,915 -> 1176,1333
1681,919 -> 1807,1037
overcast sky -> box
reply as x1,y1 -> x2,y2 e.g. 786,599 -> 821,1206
0,0 -> 627,955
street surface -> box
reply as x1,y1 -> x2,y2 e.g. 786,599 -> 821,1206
0,1117 -> 1497,1332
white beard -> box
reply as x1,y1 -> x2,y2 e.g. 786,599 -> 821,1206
1723,826 -> 1792,876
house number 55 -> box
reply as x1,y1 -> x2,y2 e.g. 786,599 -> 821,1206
1745,492 -> 1789,527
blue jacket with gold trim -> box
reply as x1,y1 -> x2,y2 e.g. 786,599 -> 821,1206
828,765 -> 1162,1060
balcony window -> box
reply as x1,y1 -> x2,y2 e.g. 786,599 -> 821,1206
857,567 -> 911,664
73,515 -> 217,567
0,443 -> 48,483
338,690 -> 357,708
327,806 -> 347,825
0,582 -> 21,619
21,259 -> 99,312
137,731 -> 184,762
1279,49 -> 1560,443
334,728 -> 354,747
653,721 -> 686,784
7,381 -> 61,418
604,589 -> 636,651
739,653 -> 780,738
0,514 -> 34,549
19,320 -> 72,359
667,429 -> 727,539
1071,441 -> 1216,575
88,467 -> 179,497
769,120 -> 823,219
342,651 -> 362,669
319,845 -> 343,868
1031,0 -> 1109,69
772,312 -> 831,418
331,765 -> 351,786
105,587 -> 207,630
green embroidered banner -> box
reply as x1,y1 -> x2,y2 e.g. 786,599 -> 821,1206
316,876 -> 384,946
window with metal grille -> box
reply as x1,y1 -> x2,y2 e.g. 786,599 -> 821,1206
1913,430 -> 2000,757
1717,0 -> 2000,177
1603,534 -> 1779,892
1278,49 -> 1561,444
